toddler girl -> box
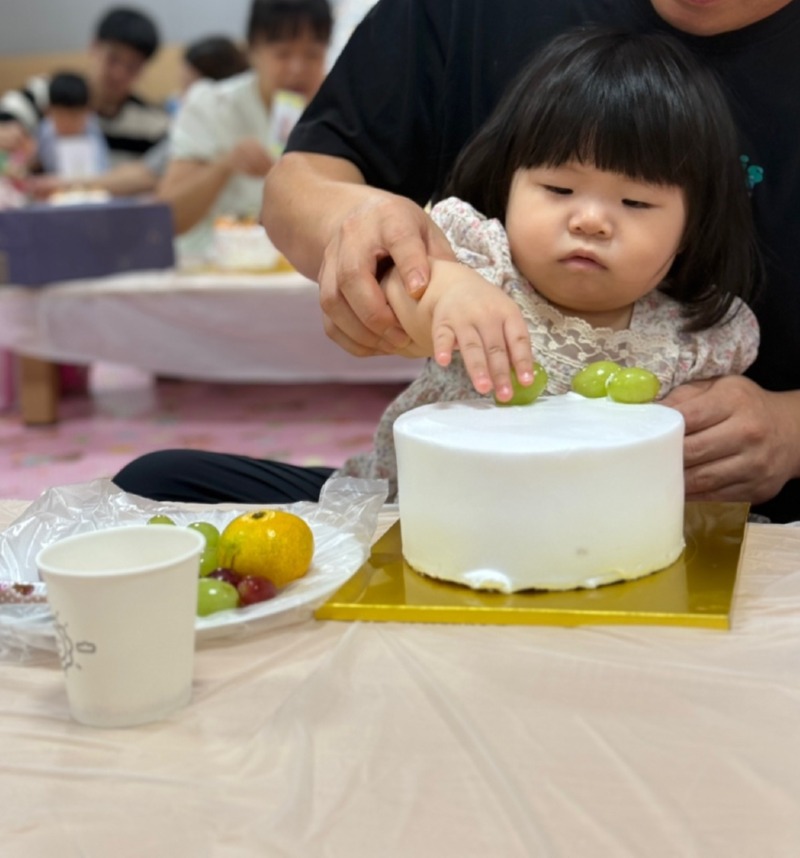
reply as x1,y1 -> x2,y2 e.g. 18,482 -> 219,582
340,26 -> 760,498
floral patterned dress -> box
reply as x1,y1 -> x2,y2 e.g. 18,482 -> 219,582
338,197 -> 760,500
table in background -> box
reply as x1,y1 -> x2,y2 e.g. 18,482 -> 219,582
1,500 -> 800,856
0,269 -> 424,424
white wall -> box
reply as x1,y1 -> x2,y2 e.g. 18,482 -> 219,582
0,0 -> 259,55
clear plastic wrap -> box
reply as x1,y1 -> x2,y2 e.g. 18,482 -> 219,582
0,476 -> 388,660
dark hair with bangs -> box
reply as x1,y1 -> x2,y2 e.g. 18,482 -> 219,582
247,0 -> 332,46
95,8 -> 160,60
185,36 -> 249,81
49,72 -> 90,109
444,27 -> 760,331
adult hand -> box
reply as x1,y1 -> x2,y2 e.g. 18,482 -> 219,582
318,192 -> 456,356
662,376 -> 800,504
223,138 -> 273,177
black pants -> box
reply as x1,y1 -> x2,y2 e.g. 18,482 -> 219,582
113,449 -> 335,504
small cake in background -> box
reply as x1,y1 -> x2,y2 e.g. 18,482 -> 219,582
48,188 -> 112,206
212,216 -> 283,271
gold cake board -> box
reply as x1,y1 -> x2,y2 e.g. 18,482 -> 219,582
315,502 -> 750,629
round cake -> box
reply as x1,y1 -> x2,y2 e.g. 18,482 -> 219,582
212,217 -> 280,271
393,394 -> 685,593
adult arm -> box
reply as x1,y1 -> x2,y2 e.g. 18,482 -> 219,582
262,0 -> 462,355
96,160 -> 158,196
662,379 -> 800,505
158,139 -> 272,235
26,159 -> 159,200
262,151 -> 455,355
157,158 -> 233,235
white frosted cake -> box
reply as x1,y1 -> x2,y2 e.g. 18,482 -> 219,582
212,217 -> 280,271
393,394 -> 685,593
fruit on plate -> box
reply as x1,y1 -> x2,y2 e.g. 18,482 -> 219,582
494,363 -> 548,406
237,575 -> 278,606
217,510 -> 314,587
207,567 -> 242,587
188,521 -> 221,576
197,578 -> 240,616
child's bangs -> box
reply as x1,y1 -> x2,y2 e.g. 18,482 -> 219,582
514,64 -> 692,188
249,1 -> 333,45
263,15 -> 329,43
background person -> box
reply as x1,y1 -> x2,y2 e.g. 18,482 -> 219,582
158,0 -> 332,264
178,36 -> 250,100
0,6 -> 168,170
36,72 -> 110,179
28,35 -> 251,201
260,0 -> 800,523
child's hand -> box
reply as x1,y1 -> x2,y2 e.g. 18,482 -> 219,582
384,258 -> 535,399
425,262 -> 534,401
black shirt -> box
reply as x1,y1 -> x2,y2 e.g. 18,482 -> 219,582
288,0 -> 800,521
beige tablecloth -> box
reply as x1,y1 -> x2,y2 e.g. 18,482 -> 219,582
0,269 -> 425,382
1,498 -> 799,857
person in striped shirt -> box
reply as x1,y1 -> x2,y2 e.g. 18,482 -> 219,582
0,7 -> 169,181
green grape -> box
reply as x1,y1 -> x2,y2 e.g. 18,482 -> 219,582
188,521 -> 221,577
147,514 -> 175,525
495,363 -> 548,407
197,578 -> 240,617
606,366 -> 660,403
571,361 -> 621,398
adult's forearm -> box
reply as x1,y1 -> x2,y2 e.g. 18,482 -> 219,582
261,152 -> 374,280
157,160 -> 232,235
95,161 -> 158,197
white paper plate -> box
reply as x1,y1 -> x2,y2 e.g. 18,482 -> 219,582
0,520 -> 366,649
0,477 -> 387,655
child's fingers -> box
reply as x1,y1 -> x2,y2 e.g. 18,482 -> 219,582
483,339 -> 515,402
455,328 -> 495,395
504,317 -> 535,387
478,315 -> 532,401
463,329 -> 516,400
433,325 -> 457,367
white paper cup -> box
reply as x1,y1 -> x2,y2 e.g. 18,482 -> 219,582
37,525 -> 204,728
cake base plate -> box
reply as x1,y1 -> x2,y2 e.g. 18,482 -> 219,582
314,502 -> 750,629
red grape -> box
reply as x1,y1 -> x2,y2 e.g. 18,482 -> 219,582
208,567 -> 242,587
237,576 -> 278,606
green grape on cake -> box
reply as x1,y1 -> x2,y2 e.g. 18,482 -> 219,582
494,363 -> 549,406
605,367 -> 660,403
571,361 -> 621,398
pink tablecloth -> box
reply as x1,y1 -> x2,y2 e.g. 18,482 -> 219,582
0,269 -> 425,383
1,499 -> 799,857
